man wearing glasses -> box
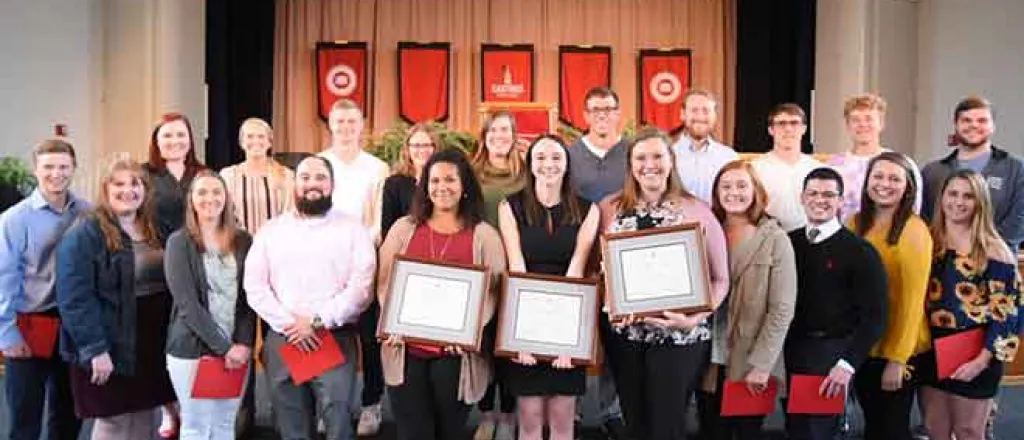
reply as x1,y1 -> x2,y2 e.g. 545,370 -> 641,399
785,167 -> 887,440
566,86 -> 629,440
751,103 -> 825,231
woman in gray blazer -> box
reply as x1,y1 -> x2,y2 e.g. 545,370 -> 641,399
697,160 -> 798,440
164,170 -> 255,440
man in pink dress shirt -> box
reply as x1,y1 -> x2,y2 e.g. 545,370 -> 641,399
245,156 -> 376,440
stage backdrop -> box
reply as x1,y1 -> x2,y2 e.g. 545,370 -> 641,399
273,0 -> 736,153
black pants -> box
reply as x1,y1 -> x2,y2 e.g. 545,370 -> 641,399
358,299 -> 385,406
604,327 -> 710,440
783,335 -> 848,440
388,354 -> 470,440
478,358 -> 516,413
853,357 -> 916,440
4,350 -> 82,440
696,365 -> 767,440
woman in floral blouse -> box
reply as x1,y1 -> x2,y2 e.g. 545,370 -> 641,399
597,127 -> 729,440
922,169 -> 1020,440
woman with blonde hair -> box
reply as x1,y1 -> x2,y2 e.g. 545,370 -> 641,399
696,159 -> 796,440
921,169 -> 1020,440
471,111 -> 525,439
56,158 -> 177,439
218,118 -> 295,234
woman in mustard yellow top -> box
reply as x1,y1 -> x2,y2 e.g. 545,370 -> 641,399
848,152 -> 933,440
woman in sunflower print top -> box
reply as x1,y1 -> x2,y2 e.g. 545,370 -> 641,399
922,169 -> 1021,440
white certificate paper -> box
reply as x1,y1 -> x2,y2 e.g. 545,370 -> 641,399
514,290 -> 582,346
398,274 -> 470,330
619,243 -> 692,301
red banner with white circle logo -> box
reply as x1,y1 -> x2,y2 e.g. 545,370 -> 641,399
638,49 -> 692,134
481,44 -> 534,103
559,46 -> 612,131
398,42 -> 451,124
315,42 -> 369,121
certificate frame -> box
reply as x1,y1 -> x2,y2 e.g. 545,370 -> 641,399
495,272 -> 600,366
600,222 -> 712,319
377,255 -> 491,351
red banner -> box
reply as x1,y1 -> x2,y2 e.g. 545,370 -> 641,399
559,46 -> 611,131
481,44 -> 534,103
315,42 -> 368,121
638,49 -> 692,134
398,42 -> 451,123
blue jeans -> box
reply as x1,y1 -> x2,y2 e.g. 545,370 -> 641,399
4,355 -> 82,440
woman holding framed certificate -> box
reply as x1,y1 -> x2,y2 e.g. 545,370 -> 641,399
597,128 -> 730,440
696,160 -> 797,439
377,149 -> 508,440
496,135 -> 601,440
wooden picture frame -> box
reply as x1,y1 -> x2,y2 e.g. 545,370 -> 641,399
495,272 -> 600,366
600,222 -> 713,319
377,255 -> 491,351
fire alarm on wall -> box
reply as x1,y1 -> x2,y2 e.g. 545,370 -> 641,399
54,123 -> 67,137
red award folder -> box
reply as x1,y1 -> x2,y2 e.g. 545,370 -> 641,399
721,379 -> 778,416
786,375 -> 845,415
191,356 -> 248,399
277,329 -> 346,385
935,327 -> 985,380
16,314 -> 60,358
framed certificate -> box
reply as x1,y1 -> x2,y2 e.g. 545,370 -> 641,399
495,272 -> 600,366
377,255 -> 491,351
601,222 -> 712,319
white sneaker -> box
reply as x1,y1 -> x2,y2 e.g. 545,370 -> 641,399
317,417 -> 326,434
357,403 -> 382,436
494,420 -> 515,440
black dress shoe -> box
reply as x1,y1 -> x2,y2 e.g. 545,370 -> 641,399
600,418 -> 629,440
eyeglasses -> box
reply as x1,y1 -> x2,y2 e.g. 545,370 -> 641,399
408,143 -> 435,149
772,119 -> 804,128
804,190 -> 840,200
586,106 -> 619,116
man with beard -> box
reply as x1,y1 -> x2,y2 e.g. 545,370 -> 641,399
245,156 -> 376,440
922,96 -> 1024,251
0,139 -> 86,440
672,89 -> 737,204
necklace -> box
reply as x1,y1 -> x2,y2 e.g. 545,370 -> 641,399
428,227 -> 455,259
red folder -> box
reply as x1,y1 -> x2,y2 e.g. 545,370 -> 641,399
721,379 -> 778,416
786,375 -> 845,415
277,329 -> 346,385
935,327 -> 985,380
191,356 -> 248,399
16,314 -> 60,359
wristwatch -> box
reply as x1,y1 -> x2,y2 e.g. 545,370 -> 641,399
311,314 -> 325,330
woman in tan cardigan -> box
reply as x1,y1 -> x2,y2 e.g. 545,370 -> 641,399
377,149 -> 507,440
696,160 -> 797,439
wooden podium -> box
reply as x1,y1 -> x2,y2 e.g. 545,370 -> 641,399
478,101 -> 557,154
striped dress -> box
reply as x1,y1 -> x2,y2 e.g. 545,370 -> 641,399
219,161 -> 295,234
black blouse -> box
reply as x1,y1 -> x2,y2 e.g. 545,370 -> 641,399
381,174 -> 417,239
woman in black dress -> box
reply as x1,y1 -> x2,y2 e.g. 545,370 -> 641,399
497,135 -> 601,440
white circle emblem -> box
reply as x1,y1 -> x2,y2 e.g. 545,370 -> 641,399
649,71 -> 682,105
326,64 -> 357,97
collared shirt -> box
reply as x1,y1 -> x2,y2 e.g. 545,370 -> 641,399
827,149 -> 923,221
751,152 -> 825,232
0,189 -> 88,349
803,216 -> 856,373
318,149 -> 390,243
243,210 -> 376,334
673,135 -> 738,204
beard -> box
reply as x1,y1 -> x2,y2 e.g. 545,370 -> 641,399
957,132 -> 991,149
295,191 -> 333,217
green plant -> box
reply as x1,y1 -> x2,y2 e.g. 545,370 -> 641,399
0,157 -> 36,195
368,120 -> 477,165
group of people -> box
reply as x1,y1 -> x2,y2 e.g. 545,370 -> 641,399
0,86 -> 1020,440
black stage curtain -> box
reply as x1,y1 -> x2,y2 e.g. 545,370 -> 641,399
205,0 -> 276,170
734,0 -> 816,153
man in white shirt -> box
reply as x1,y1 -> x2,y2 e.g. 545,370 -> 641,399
672,89 -> 738,204
245,156 -> 376,440
751,103 -> 824,231
319,99 -> 390,245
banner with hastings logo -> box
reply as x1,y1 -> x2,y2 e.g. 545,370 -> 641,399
638,48 -> 692,134
315,41 -> 369,121
480,44 -> 534,103
397,42 -> 451,123
558,46 -> 612,131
